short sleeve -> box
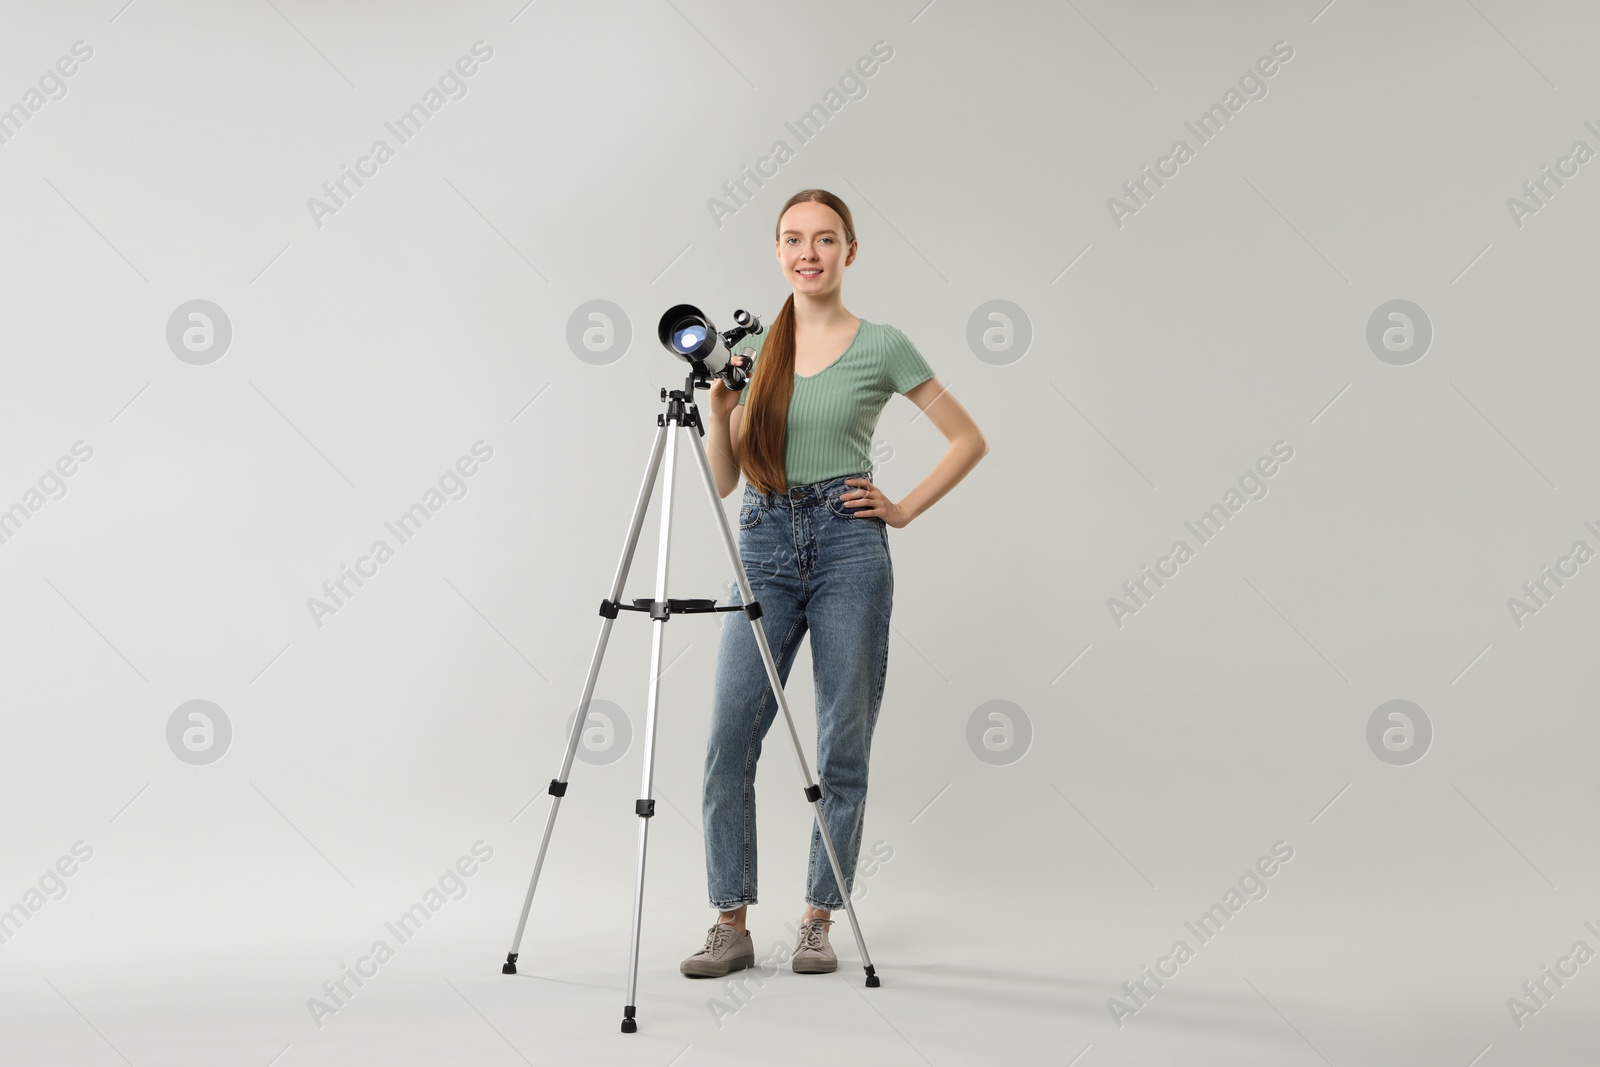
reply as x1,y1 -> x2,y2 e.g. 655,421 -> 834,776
884,325 -> 935,394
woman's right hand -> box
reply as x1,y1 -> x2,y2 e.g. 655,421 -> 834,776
708,354 -> 749,421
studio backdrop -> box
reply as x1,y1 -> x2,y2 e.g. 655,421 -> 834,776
1,1 -> 1597,1065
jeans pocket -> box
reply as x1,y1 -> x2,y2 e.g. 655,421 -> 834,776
739,502 -> 764,530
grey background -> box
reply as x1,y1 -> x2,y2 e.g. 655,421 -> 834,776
1,1 -> 1597,1064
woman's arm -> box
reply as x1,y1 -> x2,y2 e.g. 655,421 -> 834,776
893,376 -> 987,524
707,404 -> 744,498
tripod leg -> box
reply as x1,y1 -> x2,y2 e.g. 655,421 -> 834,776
802,797 -> 879,986
684,438 -> 881,988
503,421 -> 670,977
620,422 -> 686,1034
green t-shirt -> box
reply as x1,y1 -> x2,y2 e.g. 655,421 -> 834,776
737,318 -> 934,488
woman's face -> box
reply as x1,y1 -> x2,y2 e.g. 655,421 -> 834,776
776,202 -> 854,298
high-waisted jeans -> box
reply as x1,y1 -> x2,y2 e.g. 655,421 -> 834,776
703,472 -> 893,911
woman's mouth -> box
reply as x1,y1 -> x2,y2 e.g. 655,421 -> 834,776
797,268 -> 822,278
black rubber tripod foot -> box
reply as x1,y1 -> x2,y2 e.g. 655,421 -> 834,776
502,952 -> 518,975
621,1005 -> 637,1033
864,964 -> 879,988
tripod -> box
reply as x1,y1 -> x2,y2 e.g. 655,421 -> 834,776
501,372 -> 881,1034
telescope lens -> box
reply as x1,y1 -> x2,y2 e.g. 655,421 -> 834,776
673,324 -> 706,354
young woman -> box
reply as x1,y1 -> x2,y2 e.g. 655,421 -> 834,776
679,189 -> 988,979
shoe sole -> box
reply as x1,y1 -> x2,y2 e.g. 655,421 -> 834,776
681,953 -> 754,978
792,958 -> 837,974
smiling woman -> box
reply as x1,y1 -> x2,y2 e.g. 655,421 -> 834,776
686,188 -> 988,982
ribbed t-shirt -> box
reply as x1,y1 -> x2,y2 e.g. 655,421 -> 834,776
737,318 -> 934,488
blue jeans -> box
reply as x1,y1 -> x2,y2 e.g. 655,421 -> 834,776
703,472 -> 893,911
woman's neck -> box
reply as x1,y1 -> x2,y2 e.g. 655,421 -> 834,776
791,292 -> 854,333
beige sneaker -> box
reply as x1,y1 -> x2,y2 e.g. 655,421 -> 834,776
680,922 -> 755,978
791,918 -> 837,974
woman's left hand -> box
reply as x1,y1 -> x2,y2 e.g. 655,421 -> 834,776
842,479 -> 909,528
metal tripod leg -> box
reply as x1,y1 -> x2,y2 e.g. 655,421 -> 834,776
619,420 -> 683,1033
501,420 -> 668,978
681,433 -> 881,990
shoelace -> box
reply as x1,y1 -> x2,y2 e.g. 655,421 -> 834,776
799,919 -> 832,951
703,923 -> 738,955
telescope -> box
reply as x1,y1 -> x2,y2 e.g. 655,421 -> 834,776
657,305 -> 763,389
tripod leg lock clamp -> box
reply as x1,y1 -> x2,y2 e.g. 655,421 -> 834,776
599,599 -> 619,618
548,779 -> 568,797
743,601 -> 763,620
635,799 -> 655,818
804,784 -> 822,803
